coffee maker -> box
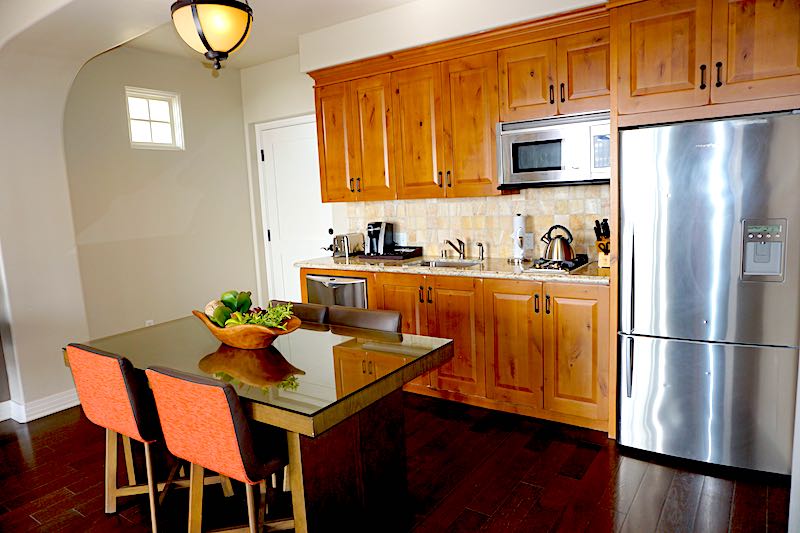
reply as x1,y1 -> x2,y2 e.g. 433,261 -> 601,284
365,222 -> 394,255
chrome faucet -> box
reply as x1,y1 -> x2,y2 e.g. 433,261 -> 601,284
445,239 -> 466,260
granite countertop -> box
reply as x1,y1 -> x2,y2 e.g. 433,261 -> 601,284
295,256 -> 610,285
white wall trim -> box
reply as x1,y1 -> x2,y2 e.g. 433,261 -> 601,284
255,114 -> 316,133
9,388 -> 80,423
0,400 -> 10,422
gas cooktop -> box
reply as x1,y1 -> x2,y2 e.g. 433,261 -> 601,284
527,254 -> 589,273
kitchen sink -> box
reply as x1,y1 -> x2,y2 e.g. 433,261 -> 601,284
412,260 -> 481,269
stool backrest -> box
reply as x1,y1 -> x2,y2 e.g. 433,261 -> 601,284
328,305 -> 402,332
145,366 -> 261,484
66,344 -> 158,443
269,300 -> 328,324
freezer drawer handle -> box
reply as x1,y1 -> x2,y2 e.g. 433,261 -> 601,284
626,337 -> 634,399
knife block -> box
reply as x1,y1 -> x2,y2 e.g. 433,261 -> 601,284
596,238 -> 611,268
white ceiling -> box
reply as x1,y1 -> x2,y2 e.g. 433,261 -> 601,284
124,0 -> 416,69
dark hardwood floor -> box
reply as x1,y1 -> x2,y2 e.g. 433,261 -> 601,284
0,394 -> 790,532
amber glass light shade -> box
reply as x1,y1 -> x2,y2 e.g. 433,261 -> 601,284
171,0 -> 252,69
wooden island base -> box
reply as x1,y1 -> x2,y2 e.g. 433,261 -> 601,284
287,389 -> 409,533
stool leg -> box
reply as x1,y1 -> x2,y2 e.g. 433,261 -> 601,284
220,475 -> 234,497
143,442 -> 158,533
258,480 -> 267,527
188,463 -> 204,533
246,483 -> 257,533
122,435 -> 137,486
104,429 -> 118,513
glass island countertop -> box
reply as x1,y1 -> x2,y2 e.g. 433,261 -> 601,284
73,316 -> 453,437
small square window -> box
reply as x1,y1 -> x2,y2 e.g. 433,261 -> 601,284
125,87 -> 184,150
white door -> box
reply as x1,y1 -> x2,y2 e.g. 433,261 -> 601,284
258,117 -> 333,302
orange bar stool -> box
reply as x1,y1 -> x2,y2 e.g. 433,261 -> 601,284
146,366 -> 294,533
65,344 -> 164,531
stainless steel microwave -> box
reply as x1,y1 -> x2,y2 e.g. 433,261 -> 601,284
497,111 -> 611,188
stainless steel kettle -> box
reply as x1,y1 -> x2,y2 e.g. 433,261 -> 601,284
541,225 -> 576,261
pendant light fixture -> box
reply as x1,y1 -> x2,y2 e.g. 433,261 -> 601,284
171,0 -> 253,70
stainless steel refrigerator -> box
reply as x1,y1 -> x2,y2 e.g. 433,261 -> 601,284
619,110 -> 800,474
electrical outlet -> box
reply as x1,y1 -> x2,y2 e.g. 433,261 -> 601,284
145,320 -> 154,327
395,232 -> 408,246
523,232 -> 535,250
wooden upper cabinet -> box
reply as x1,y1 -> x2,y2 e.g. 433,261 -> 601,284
392,64 -> 447,199
499,41 -> 558,121
483,279 -> 544,408
556,28 -> 611,114
711,0 -> 800,103
349,74 -> 396,201
427,276 -> 486,397
542,283 -> 609,421
616,0 -> 713,114
316,82 -> 358,202
441,52 -> 501,197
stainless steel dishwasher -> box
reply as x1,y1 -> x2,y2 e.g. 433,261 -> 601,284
306,274 -> 367,308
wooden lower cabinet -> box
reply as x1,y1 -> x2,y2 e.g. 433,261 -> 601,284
372,271 -> 611,432
333,346 -> 408,397
543,283 -> 610,422
483,279 -> 544,408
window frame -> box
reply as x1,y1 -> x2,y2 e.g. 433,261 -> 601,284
124,86 -> 185,151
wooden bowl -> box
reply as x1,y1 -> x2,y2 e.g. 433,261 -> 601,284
192,310 -> 301,349
198,344 -> 306,389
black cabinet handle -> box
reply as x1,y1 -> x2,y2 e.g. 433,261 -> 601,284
418,286 -> 424,303
559,83 -> 565,103
549,84 -> 555,104
356,177 -> 362,192
437,171 -> 443,188
368,361 -> 373,375
534,294 -> 540,314
699,64 -> 707,89
715,62 -> 723,88
446,171 -> 452,188
362,360 -> 366,373
349,178 -> 354,192
427,286 -> 433,304
545,294 -> 551,314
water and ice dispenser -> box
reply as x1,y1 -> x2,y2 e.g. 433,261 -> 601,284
742,218 -> 786,282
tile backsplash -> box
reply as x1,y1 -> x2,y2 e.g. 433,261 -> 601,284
339,185 -> 610,260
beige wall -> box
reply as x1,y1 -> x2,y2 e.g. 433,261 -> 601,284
343,186 -> 610,260
298,0 -> 601,71
65,46 -> 256,338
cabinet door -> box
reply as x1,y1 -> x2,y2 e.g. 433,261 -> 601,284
392,65 -> 447,199
349,74 -> 396,201
333,347 -> 373,397
315,82 -> 358,202
371,352 -> 410,380
498,41 -> 558,121
542,283 -> 609,421
556,29 -> 611,114
483,279 -> 544,408
711,0 -> 800,103
441,52 -> 501,198
374,273 -> 428,335
427,276 -> 485,397
616,0 -> 712,114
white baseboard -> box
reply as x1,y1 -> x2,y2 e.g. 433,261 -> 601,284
0,400 -> 10,422
9,388 -> 80,423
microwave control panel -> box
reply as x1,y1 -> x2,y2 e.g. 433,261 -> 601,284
741,218 -> 786,282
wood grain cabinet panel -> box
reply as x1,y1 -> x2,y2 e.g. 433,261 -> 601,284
499,41 -> 558,121
483,279 -> 544,408
427,276 -> 486,397
333,347 -> 375,397
616,0 -> 713,113
556,28 -> 611,114
392,64 -> 447,199
315,82 -> 358,202
542,283 -> 609,421
349,74 -> 396,201
441,52 -> 501,198
711,0 -> 800,103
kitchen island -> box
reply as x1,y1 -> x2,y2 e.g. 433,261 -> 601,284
68,316 -> 453,532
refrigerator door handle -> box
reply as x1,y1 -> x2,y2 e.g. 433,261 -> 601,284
626,336 -> 634,398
